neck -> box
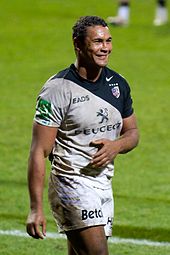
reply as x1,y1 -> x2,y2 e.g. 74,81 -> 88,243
74,60 -> 103,82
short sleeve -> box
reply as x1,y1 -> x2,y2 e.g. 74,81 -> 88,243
122,80 -> 134,118
34,78 -> 70,127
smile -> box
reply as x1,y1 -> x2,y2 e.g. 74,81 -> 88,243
96,55 -> 108,59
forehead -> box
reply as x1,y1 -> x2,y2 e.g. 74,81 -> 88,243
85,25 -> 111,39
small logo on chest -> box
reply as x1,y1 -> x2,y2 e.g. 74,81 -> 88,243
106,76 -> 113,82
111,86 -> 120,98
109,83 -> 120,98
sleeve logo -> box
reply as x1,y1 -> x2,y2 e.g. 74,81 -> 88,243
36,98 -> 52,120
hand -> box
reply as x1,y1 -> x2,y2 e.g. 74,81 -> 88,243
90,139 -> 120,168
26,210 -> 46,239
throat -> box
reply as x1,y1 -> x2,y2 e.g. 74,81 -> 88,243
75,65 -> 103,82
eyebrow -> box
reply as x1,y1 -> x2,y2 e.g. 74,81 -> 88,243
93,36 -> 112,41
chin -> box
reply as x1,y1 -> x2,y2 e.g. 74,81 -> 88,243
97,62 -> 108,67
96,58 -> 108,67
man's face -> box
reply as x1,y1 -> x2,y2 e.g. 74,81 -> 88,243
80,25 -> 112,68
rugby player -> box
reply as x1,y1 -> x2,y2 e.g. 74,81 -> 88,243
26,16 -> 139,255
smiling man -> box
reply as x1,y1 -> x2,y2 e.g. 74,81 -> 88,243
26,16 -> 139,255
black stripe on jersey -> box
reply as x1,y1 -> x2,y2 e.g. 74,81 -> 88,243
51,64 -> 133,118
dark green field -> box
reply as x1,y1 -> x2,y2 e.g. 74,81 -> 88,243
0,0 -> 170,254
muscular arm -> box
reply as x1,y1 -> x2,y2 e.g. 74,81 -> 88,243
90,113 -> 139,167
26,122 -> 57,239
117,113 -> 139,154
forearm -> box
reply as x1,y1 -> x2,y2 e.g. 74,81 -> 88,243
28,151 -> 46,212
26,123 -> 57,239
117,128 -> 139,154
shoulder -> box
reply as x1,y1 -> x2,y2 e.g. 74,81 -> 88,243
41,65 -> 75,92
48,66 -> 71,81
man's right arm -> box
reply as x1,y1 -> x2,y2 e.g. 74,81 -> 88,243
26,121 -> 57,239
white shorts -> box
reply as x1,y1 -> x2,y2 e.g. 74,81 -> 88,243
48,173 -> 114,237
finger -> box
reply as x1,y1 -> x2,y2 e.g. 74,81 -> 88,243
92,145 -> 106,157
91,156 -> 109,168
34,224 -> 44,239
26,223 -> 36,237
90,141 -> 104,150
27,224 -> 40,239
27,224 -> 41,239
102,160 -> 111,167
41,221 -> 47,237
91,149 -> 106,162
27,222 -> 44,239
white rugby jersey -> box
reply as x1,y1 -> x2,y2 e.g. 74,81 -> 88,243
34,64 -> 133,188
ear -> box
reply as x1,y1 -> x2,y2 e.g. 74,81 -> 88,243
73,37 -> 82,52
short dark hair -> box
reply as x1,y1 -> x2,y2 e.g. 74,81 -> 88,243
72,16 -> 108,41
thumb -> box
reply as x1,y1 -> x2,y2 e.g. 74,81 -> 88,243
89,140 -> 104,149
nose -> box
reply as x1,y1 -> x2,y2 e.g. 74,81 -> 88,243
102,41 -> 108,49
101,42 -> 110,53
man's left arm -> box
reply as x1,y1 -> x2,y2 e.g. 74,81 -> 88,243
90,113 -> 139,167
117,113 -> 139,154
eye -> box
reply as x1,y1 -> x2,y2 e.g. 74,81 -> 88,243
106,37 -> 112,42
93,39 -> 103,43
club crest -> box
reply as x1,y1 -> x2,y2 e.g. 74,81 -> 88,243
111,86 -> 120,98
